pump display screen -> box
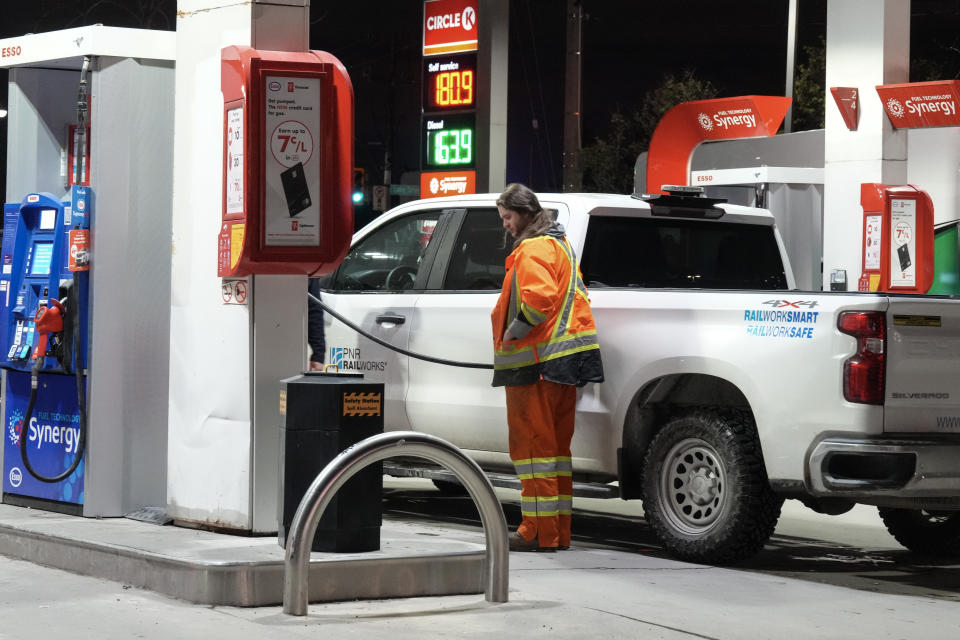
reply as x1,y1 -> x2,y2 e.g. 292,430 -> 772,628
423,53 -> 477,110
39,209 -> 57,230
30,241 -> 53,276
423,112 -> 475,169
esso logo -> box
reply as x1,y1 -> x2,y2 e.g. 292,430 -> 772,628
1,46 -> 22,58
696,175 -> 714,183
9,467 -> 22,488
27,194 -> 40,203
268,81 -> 282,92
77,200 -> 86,212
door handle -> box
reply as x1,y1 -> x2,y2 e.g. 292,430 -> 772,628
376,313 -> 406,326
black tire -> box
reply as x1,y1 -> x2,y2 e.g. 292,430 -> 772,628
432,479 -> 468,496
878,508 -> 960,556
640,408 -> 783,564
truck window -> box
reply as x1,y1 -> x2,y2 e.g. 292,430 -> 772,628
442,208 -> 510,291
580,216 -> 788,290
331,212 -> 440,291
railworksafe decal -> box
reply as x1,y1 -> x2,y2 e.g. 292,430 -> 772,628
743,302 -> 820,340
343,392 -> 382,417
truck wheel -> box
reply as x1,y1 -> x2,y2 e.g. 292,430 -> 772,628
640,408 -> 782,564
878,508 -> 960,556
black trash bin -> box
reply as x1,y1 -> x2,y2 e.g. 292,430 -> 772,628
278,371 -> 384,553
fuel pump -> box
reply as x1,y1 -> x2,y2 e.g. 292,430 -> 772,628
1,189 -> 90,495
1,58 -> 92,500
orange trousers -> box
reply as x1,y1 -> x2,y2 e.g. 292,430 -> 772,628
505,380 -> 576,548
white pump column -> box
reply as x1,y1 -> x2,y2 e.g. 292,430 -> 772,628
169,1 -> 309,532
822,0 -> 909,289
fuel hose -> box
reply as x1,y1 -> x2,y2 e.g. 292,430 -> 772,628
19,288 -> 86,483
308,291 -> 493,370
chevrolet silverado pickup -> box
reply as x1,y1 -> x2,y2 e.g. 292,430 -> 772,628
318,189 -> 960,563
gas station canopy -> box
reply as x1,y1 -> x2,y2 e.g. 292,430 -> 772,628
0,25 -> 175,70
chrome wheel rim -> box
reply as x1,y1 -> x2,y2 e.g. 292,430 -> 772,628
659,437 -> 727,535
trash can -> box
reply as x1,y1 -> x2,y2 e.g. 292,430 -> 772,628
278,371 -> 384,552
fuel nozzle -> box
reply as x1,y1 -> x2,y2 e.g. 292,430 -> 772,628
33,299 -> 65,361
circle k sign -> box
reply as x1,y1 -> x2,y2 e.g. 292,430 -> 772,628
423,0 -> 479,56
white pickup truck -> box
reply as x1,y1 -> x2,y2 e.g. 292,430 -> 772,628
318,188 -> 960,563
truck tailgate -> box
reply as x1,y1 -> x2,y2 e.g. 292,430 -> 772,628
884,298 -> 960,433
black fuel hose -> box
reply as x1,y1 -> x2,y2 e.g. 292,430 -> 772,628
19,322 -> 86,483
308,291 -> 493,370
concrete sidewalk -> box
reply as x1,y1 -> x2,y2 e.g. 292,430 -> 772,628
1,502 -> 960,639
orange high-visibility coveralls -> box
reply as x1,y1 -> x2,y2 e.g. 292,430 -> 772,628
491,228 -> 603,549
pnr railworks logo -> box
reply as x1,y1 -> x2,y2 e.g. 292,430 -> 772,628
329,347 -> 344,368
7,408 -> 23,446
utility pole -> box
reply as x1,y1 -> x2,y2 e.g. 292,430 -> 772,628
562,0 -> 582,191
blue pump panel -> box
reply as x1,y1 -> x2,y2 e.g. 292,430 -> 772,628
1,188 -> 91,504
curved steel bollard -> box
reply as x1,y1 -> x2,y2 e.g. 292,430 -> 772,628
282,431 -> 509,616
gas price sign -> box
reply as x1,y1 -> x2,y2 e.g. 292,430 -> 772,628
423,112 -> 475,169
423,53 -> 476,110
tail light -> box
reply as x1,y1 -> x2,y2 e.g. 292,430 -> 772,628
838,311 -> 885,404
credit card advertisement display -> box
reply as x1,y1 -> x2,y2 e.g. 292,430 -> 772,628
890,198 -> 916,287
264,76 -> 321,246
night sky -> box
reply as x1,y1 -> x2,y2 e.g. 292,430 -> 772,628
3,1 -> 960,212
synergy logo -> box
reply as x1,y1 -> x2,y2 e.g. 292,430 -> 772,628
903,95 -> 956,117
886,97 -> 905,118
698,109 -> 756,132
8,413 -> 82,453
8,467 -> 22,488
6,408 -> 23,446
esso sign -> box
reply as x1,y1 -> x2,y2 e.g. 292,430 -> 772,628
1,45 -> 22,59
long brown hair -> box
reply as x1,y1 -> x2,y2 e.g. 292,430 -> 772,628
497,183 -> 555,249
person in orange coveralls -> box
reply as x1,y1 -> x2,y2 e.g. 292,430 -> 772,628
491,183 -> 604,552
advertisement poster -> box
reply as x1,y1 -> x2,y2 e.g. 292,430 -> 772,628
864,214 -> 882,270
226,107 -> 244,215
263,76 -> 321,247
3,372 -> 85,504
890,198 -> 917,287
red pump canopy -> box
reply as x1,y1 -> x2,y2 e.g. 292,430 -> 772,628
645,95 -> 791,195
